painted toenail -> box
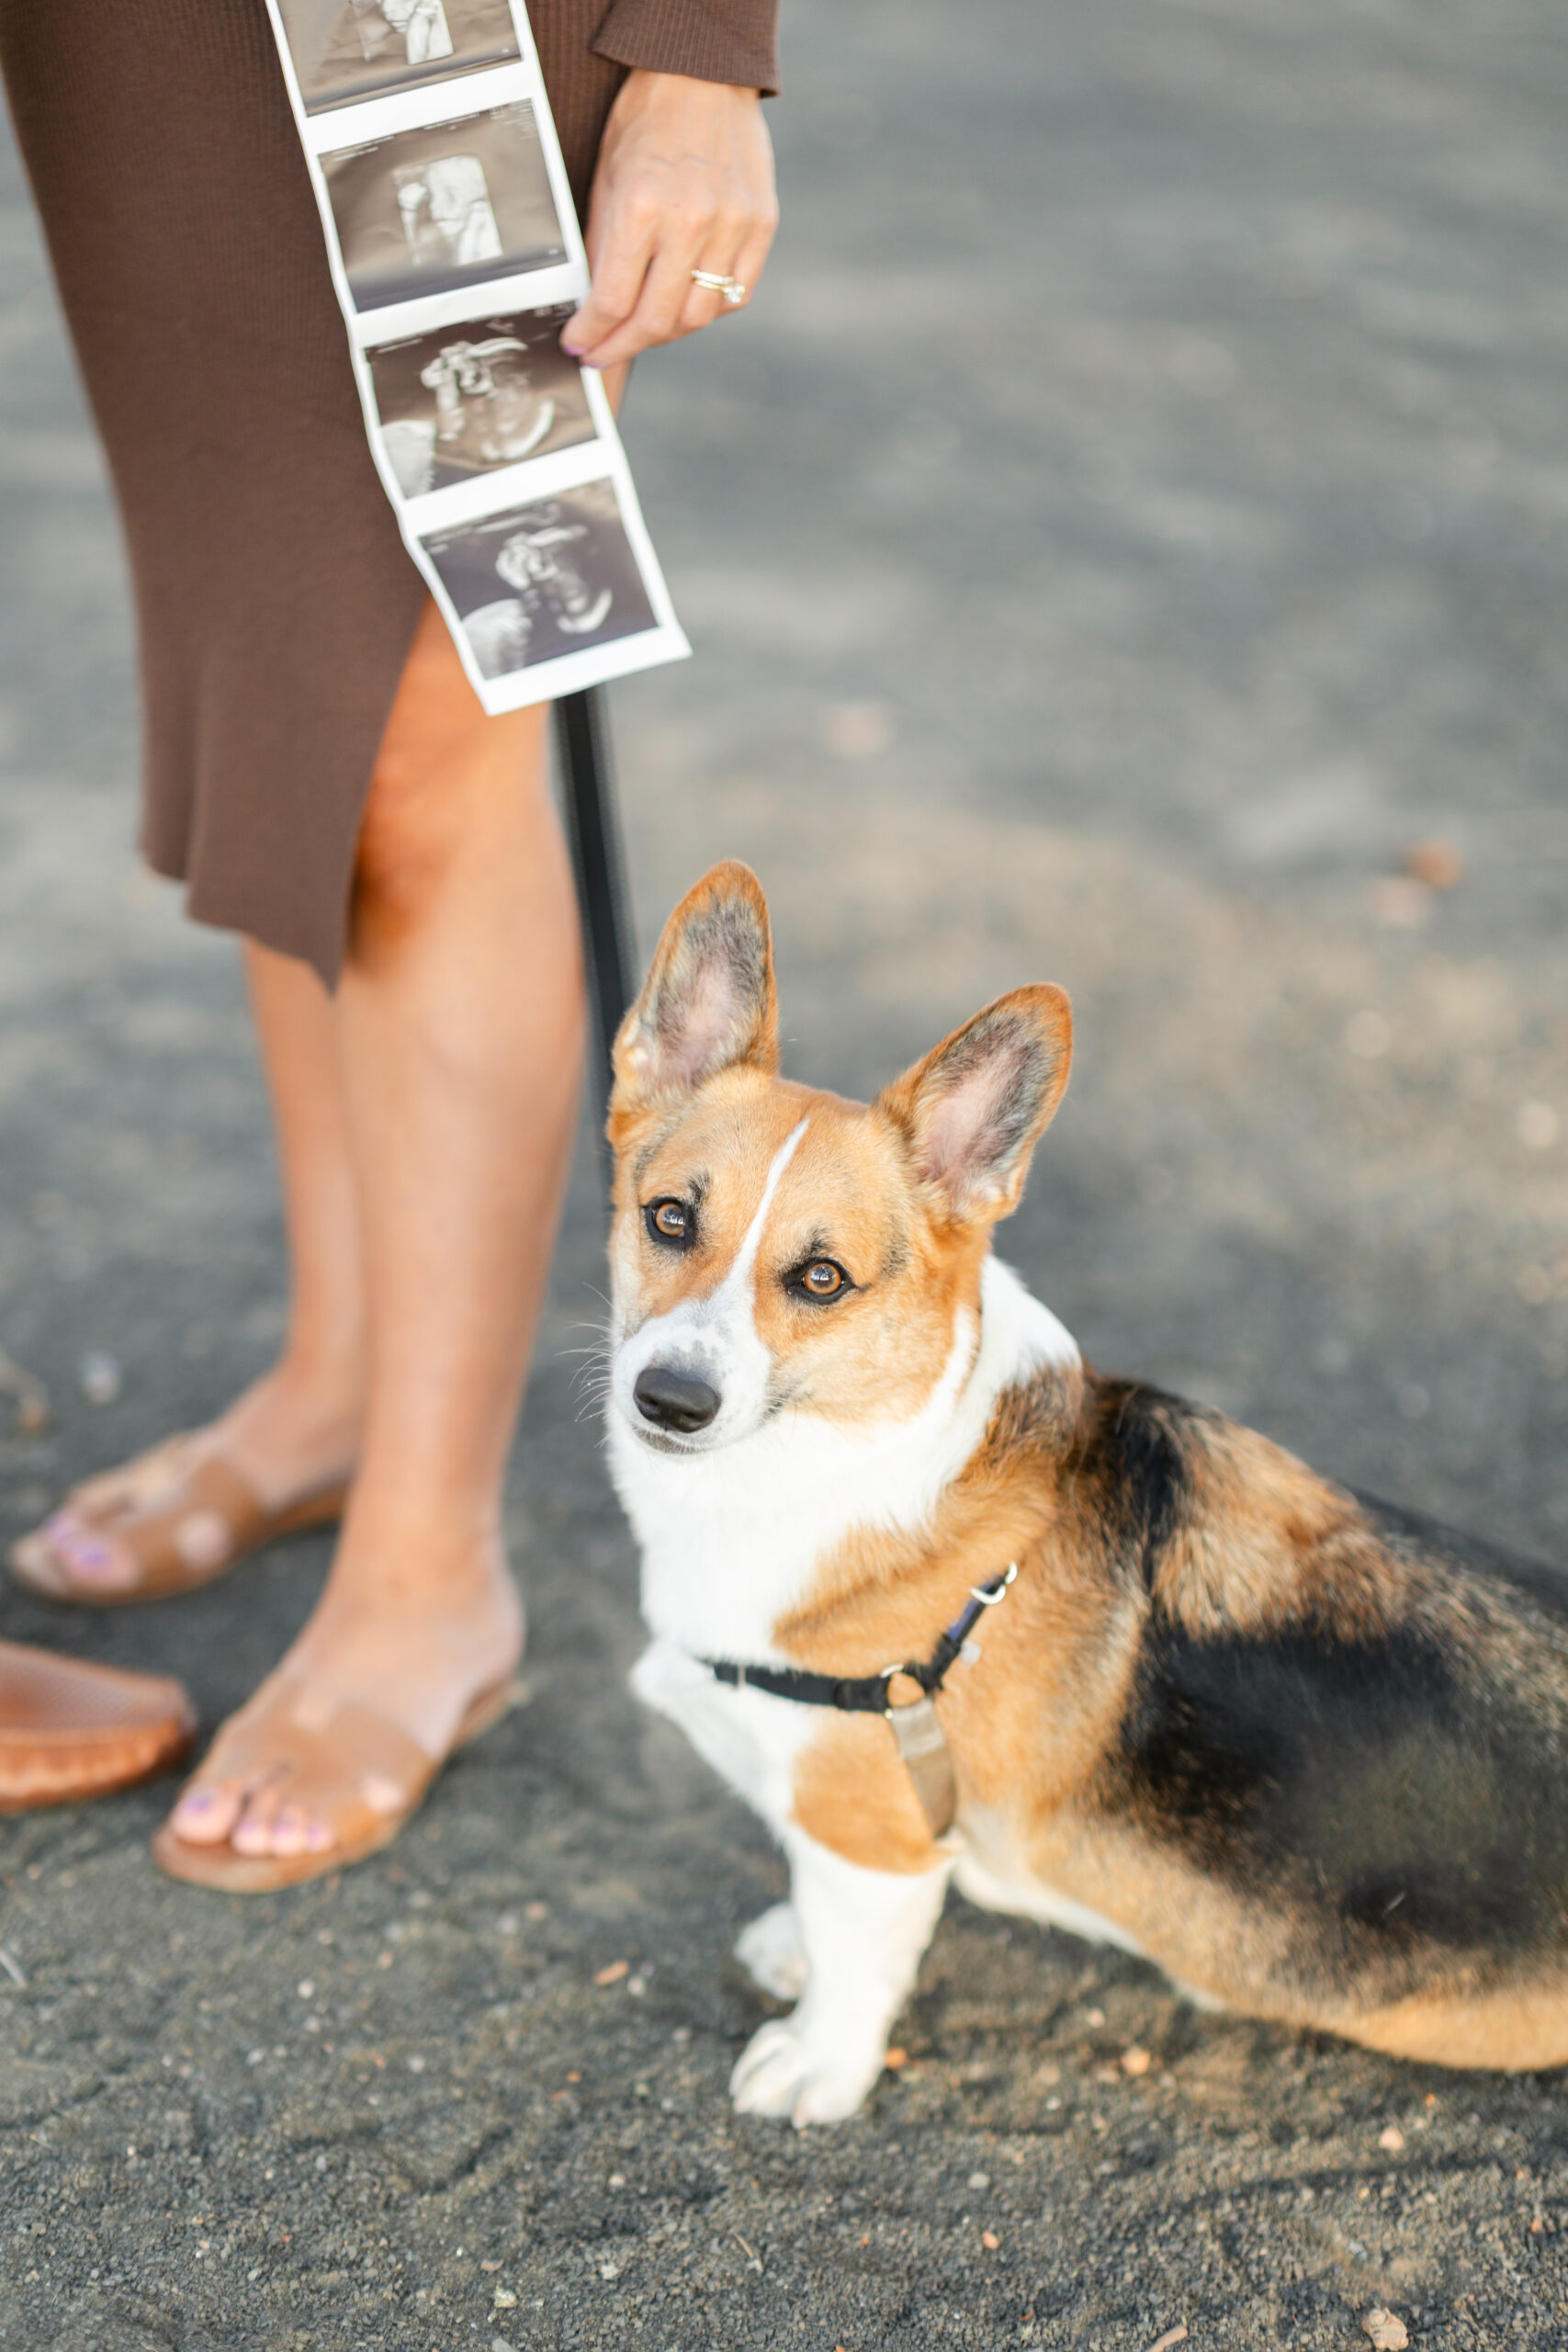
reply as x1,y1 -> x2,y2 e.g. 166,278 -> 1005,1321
180,1791 -> 216,1815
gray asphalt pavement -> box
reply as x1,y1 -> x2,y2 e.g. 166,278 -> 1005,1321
3,2 -> 1568,2346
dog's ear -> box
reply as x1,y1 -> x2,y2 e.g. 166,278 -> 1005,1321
875,986 -> 1072,1224
611,862 -> 778,1118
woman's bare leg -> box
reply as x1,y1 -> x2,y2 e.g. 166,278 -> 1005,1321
33,946 -> 366,1590
170,603 -> 584,1856
231,944 -> 367,1490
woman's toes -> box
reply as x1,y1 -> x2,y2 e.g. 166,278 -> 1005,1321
269,1804 -> 333,1859
49,1514 -> 140,1592
230,1782 -> 288,1857
170,1781 -> 244,1846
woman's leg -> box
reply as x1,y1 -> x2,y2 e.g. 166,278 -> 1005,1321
170,602 -> 585,1857
28,946 -> 367,1591
230,944 -> 367,1491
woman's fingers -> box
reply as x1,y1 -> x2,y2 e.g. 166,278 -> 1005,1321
570,203 -> 762,368
561,70 -> 776,370
671,215 -> 775,340
670,264 -> 741,345
595,234 -> 735,365
560,191 -> 661,358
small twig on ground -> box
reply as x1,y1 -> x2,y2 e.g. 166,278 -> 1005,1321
1145,2329 -> 1189,2352
0,1948 -> 28,1988
733,2233 -> 763,2273
0,1347 -> 48,1434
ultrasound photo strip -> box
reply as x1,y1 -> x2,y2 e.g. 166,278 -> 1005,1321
281,43 -> 588,330
321,100 -> 568,315
277,0 -> 523,116
366,302 -> 597,497
420,478 -> 663,691
261,0 -> 689,712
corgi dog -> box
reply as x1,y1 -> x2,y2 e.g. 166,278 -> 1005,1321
605,861 -> 1568,2127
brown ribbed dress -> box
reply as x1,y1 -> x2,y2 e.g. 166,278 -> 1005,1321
0,1 -> 778,983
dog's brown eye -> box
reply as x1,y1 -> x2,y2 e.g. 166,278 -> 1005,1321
800,1260 -> 845,1299
647,1198 -> 692,1245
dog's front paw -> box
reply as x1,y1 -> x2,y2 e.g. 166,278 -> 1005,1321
729,2018 -> 883,2127
735,1902 -> 808,2000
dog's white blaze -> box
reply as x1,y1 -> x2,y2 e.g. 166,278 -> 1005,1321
609,1118 -> 808,1452
728,1114 -> 810,1293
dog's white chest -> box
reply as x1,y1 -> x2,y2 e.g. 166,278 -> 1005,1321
614,1260 -> 1079,1833
615,1403 -> 961,1835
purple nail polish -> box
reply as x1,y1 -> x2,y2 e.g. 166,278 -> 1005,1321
561,341 -> 584,356
181,1791 -> 214,1815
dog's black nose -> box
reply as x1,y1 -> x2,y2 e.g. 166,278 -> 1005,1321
633,1363 -> 721,1434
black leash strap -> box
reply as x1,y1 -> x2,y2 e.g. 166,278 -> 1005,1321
554,686 -> 636,1184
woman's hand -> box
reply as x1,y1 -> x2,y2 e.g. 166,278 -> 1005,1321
561,72 -> 778,370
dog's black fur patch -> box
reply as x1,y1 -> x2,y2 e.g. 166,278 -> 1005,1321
1069,1376 -> 1192,1589
1114,1613 -> 1568,1978
1076,1384 -> 1568,2002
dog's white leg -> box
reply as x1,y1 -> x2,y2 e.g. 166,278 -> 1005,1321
730,1827 -> 953,2127
735,1901 -> 808,2000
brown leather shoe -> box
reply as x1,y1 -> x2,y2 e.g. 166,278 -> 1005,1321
0,1640 -> 197,1812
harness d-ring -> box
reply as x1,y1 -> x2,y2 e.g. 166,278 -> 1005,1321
969,1561 -> 1018,1606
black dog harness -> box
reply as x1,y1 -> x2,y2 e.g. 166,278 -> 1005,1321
701,1563 -> 1018,1838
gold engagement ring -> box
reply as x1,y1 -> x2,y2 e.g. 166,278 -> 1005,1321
690,268 -> 747,306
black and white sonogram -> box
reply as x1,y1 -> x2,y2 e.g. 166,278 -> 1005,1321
422,481 -> 658,676
277,0 -> 521,113
367,307 -> 594,496
323,103 -> 564,311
